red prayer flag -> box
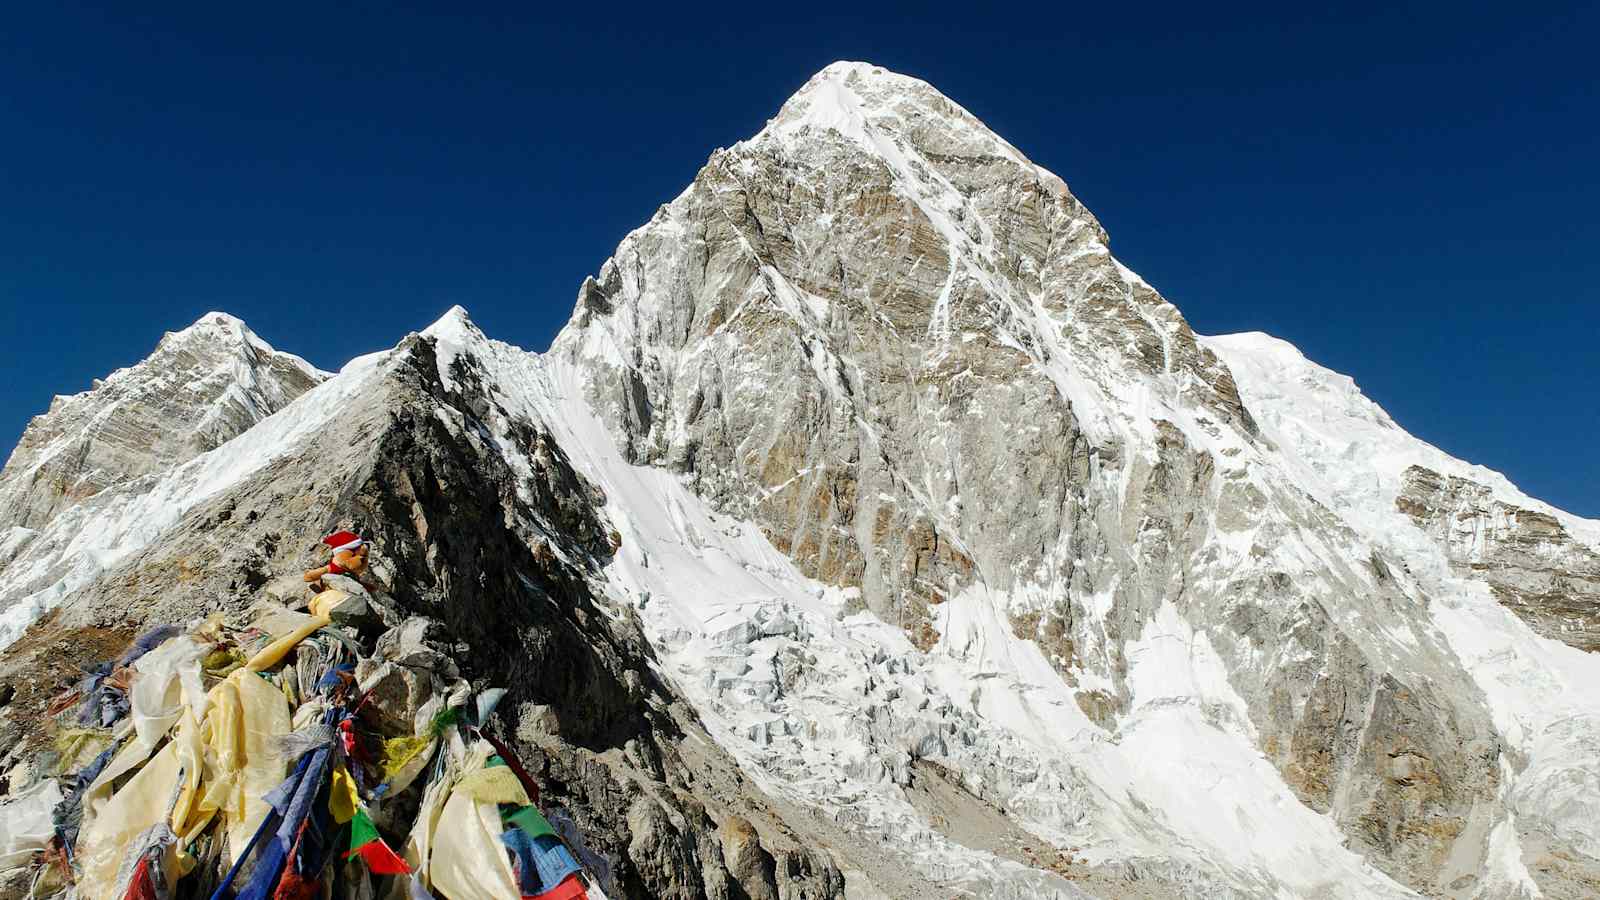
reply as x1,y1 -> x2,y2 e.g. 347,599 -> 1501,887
346,839 -> 411,875
529,874 -> 588,900
124,858 -> 158,900
346,810 -> 411,875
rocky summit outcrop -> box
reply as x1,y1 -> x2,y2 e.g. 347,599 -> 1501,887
1,62 -> 1599,900
1399,464 -> 1600,651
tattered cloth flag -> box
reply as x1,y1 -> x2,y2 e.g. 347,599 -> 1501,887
345,810 -> 410,875
500,825 -> 581,898
530,874 -> 589,900
329,765 -> 360,825
483,734 -> 540,806
502,805 -> 557,841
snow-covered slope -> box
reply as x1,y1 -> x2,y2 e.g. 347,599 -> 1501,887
1207,331 -> 1600,894
418,309 -> 1392,896
1204,332 -> 1600,551
0,338 -> 370,649
0,313 -> 326,585
2,62 -> 1598,900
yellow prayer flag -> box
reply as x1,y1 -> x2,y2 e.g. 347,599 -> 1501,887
330,763 -> 361,824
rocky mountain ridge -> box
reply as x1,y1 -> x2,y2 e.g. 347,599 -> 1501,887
1397,464 -> 1600,652
1,62 -> 1597,900
0,311 -> 323,553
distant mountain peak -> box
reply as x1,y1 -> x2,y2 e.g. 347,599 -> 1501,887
762,60 -> 1030,164
145,311 -> 326,383
421,303 -> 481,341
172,309 -> 250,336
0,311 -> 327,535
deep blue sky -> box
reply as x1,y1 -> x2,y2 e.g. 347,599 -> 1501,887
3,3 -> 1596,515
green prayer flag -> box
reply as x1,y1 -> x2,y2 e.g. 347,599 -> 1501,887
345,809 -> 411,875
503,804 -> 557,840
349,809 -> 381,851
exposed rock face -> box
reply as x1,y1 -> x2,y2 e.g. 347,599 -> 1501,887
558,64 -> 1253,647
1209,330 -> 1600,899
552,62 -> 1525,895
0,312 -> 323,537
1399,464 -> 1600,651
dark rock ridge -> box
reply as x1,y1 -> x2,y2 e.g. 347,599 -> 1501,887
0,333 -> 843,900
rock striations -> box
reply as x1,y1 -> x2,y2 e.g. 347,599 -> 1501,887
0,313 -> 324,535
0,62 -> 1597,900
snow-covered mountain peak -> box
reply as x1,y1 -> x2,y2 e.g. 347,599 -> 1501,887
758,61 -> 1074,207
65,311 -> 321,402
767,60 -> 943,133
0,311 -> 327,539
163,309 -> 256,343
166,309 -> 249,340
1204,330 -> 1400,430
812,59 -> 894,80
542,62 -> 1600,897
1206,329 -> 1600,543
151,310 -> 323,379
419,304 -> 484,353
420,303 -> 478,339
558,61 -> 1271,465
767,61 -> 1021,152
6,64 -> 1600,900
